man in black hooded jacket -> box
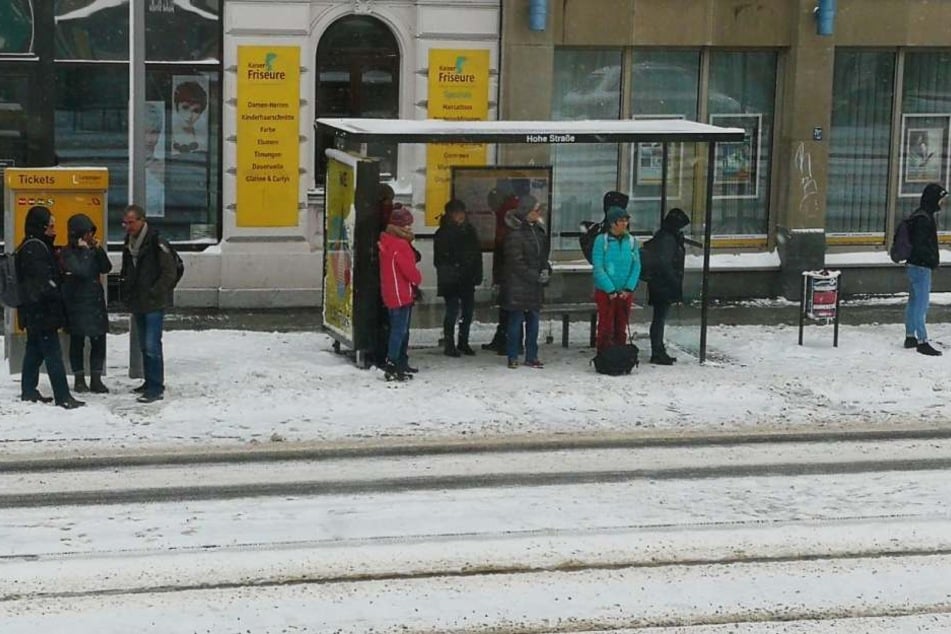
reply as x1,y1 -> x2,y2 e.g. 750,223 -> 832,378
904,183 -> 947,356
647,207 -> 690,365
16,205 -> 85,409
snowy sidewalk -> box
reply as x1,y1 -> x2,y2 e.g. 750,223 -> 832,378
1,312 -> 949,457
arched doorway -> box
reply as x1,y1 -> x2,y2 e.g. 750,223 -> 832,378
315,15 -> 399,185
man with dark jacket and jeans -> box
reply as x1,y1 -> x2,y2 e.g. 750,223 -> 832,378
120,204 -> 178,402
647,208 -> 690,365
904,183 -> 947,356
17,205 -> 84,409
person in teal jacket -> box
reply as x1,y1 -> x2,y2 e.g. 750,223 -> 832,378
592,206 -> 641,352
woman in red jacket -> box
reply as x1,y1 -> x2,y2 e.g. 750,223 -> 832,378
378,207 -> 422,381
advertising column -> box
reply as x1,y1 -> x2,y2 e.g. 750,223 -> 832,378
425,49 -> 490,226
236,46 -> 301,227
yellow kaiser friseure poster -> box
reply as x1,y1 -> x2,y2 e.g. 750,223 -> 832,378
236,46 -> 300,227
322,157 -> 356,340
426,49 -> 490,226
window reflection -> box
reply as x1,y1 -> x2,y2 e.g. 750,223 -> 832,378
146,0 -> 220,62
0,0 -> 34,54
55,0 -> 129,60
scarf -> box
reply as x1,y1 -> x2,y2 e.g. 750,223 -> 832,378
128,222 -> 149,262
386,224 -> 414,241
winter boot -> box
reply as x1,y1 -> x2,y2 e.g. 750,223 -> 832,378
90,374 -> 110,394
73,373 -> 89,393
57,396 -> 86,410
917,342 -> 942,356
457,339 -> 475,356
385,361 -> 410,382
904,336 -> 918,349
649,351 -> 676,365
443,325 -> 460,357
482,327 -> 506,352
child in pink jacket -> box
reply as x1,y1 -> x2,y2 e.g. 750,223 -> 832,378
378,207 -> 422,381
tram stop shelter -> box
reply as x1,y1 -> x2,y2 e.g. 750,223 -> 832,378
314,117 -> 745,365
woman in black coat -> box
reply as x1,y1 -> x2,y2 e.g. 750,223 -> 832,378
647,207 -> 689,365
434,199 -> 483,357
61,213 -> 112,393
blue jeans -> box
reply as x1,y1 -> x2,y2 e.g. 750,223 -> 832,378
387,305 -> 412,365
134,311 -> 165,396
22,329 -> 71,403
507,310 -> 539,362
906,264 -> 932,343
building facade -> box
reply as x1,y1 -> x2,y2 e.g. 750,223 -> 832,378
1,1 -> 949,306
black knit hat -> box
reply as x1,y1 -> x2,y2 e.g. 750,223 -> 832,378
602,190 -> 629,213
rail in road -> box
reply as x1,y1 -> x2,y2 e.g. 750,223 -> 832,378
3,437 -> 951,631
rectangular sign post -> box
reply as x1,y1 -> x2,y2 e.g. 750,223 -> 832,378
425,49 -> 490,226
3,167 -> 110,373
236,45 -> 301,227
799,269 -> 841,347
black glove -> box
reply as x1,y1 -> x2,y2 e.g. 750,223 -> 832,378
412,285 -> 424,301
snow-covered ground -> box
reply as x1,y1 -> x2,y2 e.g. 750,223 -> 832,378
1,315 -> 947,456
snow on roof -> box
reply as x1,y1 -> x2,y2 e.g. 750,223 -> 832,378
315,118 -> 746,144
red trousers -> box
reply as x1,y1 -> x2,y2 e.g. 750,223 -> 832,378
594,289 -> 633,352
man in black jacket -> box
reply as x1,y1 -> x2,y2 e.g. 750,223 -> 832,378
16,206 -> 84,409
120,204 -> 178,402
647,208 -> 690,365
904,183 -> 947,356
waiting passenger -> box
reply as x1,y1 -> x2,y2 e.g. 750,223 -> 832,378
434,199 -> 483,357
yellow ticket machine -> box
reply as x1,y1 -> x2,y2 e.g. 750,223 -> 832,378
3,167 -> 109,373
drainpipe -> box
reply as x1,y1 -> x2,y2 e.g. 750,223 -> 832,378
529,0 -> 548,32
815,0 -> 836,36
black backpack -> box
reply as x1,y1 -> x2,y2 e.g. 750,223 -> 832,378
639,235 -> 658,282
157,237 -> 185,286
889,210 -> 925,264
592,343 -> 639,375
579,220 -> 605,264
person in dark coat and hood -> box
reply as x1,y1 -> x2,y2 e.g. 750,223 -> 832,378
61,213 -> 113,393
904,183 -> 948,356
16,205 -> 84,409
482,181 -> 520,353
502,194 -> 550,369
434,198 -> 483,357
647,207 -> 690,365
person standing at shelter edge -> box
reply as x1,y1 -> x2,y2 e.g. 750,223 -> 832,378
434,199 -> 483,357
503,194 -> 550,369
379,206 -> 422,381
61,213 -> 113,394
592,206 -> 641,353
120,204 -> 178,402
904,183 -> 947,356
647,208 -> 690,365
16,206 -> 84,409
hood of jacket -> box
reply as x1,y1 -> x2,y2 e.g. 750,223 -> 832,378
662,207 -> 690,231
67,213 -> 97,244
920,183 -> 948,213
24,205 -> 53,243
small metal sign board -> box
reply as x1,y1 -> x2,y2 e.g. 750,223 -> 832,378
799,269 -> 841,346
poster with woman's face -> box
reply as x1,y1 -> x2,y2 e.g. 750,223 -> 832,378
170,75 -> 209,155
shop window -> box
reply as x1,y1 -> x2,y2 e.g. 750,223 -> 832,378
707,51 -> 776,236
146,0 -> 220,62
551,48 -> 622,249
54,65 -> 129,241
315,15 -> 399,185
0,0 -> 34,54
827,50 -> 895,234
0,74 -> 30,243
55,0 -> 129,61
899,51 -> 951,231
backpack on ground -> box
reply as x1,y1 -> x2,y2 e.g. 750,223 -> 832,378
0,252 -> 20,307
579,220 -> 605,264
592,342 -> 639,376
889,211 -> 925,264
639,235 -> 658,282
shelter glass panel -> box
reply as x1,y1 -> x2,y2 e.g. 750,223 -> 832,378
827,50 -> 894,235
0,0 -> 34,54
629,50 -> 701,235
55,0 -> 129,61
145,0 -> 221,62
54,65 -> 129,241
707,51 -> 776,236
551,48 -> 622,250
899,51 -> 951,231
